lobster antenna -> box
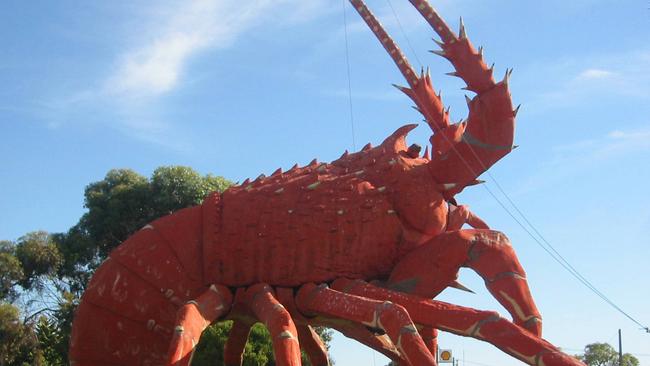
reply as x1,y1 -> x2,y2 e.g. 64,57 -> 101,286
348,0 -> 419,88
349,0 -> 451,134
407,0 -> 457,43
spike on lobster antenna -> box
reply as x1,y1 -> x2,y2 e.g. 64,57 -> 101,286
458,17 -> 467,39
513,104 -> 521,117
433,37 -> 445,48
309,158 -> 318,166
362,142 -> 372,151
423,146 -> 430,160
465,95 -> 472,106
430,49 -> 446,58
291,163 -> 299,170
242,178 -> 250,185
392,83 -> 410,94
503,68 -> 513,85
450,280 -> 475,294
446,71 -> 459,77
468,179 -> 486,186
512,145 -> 520,150
272,167 -> 282,176
478,46 -> 484,58
340,150 -> 349,159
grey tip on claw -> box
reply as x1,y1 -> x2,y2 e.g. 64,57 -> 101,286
503,68 -> 512,84
459,17 -> 467,39
430,49 -> 446,57
450,280 -> 475,294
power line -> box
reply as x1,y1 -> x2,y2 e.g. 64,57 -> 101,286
385,0 -> 423,69
466,140 -> 649,332
382,4 -> 648,333
342,0 -> 357,151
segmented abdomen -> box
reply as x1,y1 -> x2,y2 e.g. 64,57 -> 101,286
70,165 -> 405,364
202,170 -> 404,287
70,205 -> 207,366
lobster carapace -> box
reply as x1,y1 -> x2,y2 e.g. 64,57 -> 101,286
69,1 -> 586,366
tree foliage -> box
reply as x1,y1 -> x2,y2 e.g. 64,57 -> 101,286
1,166 -> 332,365
193,322 -> 332,366
579,342 -> 639,366
14,231 -> 62,291
0,303 -> 43,366
0,242 -> 24,302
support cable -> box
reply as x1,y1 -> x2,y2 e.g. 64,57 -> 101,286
385,5 -> 649,333
342,0 -> 357,151
385,0 -> 423,69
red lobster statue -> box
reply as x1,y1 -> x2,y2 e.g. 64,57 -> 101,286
70,1 -> 585,365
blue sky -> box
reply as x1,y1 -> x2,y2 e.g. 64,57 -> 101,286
1,0 -> 649,365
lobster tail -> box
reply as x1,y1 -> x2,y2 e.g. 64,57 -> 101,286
69,205 -> 208,365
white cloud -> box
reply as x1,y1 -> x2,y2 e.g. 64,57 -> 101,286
575,68 -> 614,81
522,50 -> 650,114
105,0 -> 321,99
39,0 -> 332,149
550,126 -> 650,162
514,126 -> 650,195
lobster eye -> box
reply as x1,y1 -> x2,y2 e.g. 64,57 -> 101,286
406,143 -> 421,158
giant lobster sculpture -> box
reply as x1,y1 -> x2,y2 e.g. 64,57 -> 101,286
69,1 -> 585,365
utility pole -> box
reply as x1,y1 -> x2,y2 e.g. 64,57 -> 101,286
618,329 -> 623,366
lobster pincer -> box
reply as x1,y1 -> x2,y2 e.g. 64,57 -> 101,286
68,1 -> 586,365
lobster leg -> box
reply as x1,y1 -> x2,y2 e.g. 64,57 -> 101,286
223,288 -> 257,366
296,325 -> 331,366
329,321 -> 408,365
276,288 -> 331,366
223,318 -> 254,366
244,284 -> 302,366
296,283 -> 437,366
388,229 -> 542,336
447,203 -> 489,231
277,287 -> 408,365
332,279 -> 585,366
419,326 -> 439,364
167,284 -> 232,366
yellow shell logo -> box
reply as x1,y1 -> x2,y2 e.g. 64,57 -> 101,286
439,349 -> 453,362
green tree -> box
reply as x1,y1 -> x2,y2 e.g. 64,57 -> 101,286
193,323 -> 332,366
14,231 -> 62,292
0,303 -> 43,366
579,342 -> 639,366
3,166 -> 333,365
0,234 -> 63,366
0,241 -> 24,302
